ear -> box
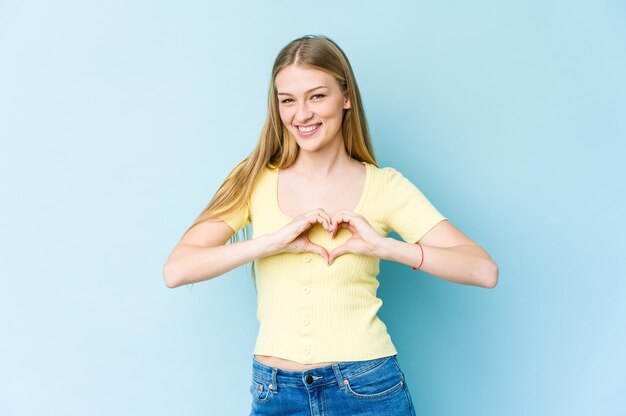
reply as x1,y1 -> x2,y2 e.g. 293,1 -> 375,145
343,93 -> 351,110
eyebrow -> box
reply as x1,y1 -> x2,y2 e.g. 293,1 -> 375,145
277,86 -> 328,96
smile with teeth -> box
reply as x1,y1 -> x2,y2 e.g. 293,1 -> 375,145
296,123 -> 322,136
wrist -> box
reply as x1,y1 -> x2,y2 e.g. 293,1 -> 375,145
256,234 -> 283,258
373,237 -> 396,260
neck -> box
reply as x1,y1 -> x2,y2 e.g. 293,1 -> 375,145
291,139 -> 353,180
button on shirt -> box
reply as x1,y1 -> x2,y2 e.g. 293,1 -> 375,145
219,161 -> 447,364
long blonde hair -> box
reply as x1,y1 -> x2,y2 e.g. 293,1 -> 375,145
182,35 -> 378,286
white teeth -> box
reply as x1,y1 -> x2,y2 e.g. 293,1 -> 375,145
297,124 -> 320,132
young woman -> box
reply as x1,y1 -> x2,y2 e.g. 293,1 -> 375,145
163,35 -> 498,415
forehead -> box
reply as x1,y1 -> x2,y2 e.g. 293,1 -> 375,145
275,64 -> 337,93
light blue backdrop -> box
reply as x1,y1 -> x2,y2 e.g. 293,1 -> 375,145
1,1 -> 624,415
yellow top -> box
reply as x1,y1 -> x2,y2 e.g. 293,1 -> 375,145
219,161 -> 447,364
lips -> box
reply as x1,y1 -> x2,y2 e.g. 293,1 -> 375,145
295,123 -> 321,138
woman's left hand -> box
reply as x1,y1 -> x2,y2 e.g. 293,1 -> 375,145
327,210 -> 386,264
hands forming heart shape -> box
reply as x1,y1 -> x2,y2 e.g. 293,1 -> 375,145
272,208 -> 386,265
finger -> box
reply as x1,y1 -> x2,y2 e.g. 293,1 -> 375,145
328,215 -> 340,234
338,221 -> 358,233
315,214 -> 333,232
307,243 -> 329,263
311,208 -> 332,223
332,216 -> 357,235
319,214 -> 332,232
299,212 -> 328,232
304,208 -> 331,223
331,211 -> 357,228
315,208 -> 332,223
315,210 -> 333,232
294,217 -> 318,235
328,243 -> 351,264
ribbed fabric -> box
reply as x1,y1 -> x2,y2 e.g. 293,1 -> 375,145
219,161 -> 447,364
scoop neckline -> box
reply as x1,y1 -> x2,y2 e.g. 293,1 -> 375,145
273,161 -> 371,221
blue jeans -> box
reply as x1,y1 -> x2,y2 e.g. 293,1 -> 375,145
249,354 -> 416,415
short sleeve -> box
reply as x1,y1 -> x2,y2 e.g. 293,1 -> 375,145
384,167 -> 446,243
217,201 -> 250,233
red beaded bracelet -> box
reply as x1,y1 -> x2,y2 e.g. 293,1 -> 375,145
412,242 -> 424,270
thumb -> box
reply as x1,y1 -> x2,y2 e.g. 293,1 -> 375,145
328,243 -> 351,264
306,243 -> 329,263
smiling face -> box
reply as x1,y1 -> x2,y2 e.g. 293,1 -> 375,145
275,64 -> 351,153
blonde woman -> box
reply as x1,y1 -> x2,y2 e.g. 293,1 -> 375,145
163,35 -> 498,415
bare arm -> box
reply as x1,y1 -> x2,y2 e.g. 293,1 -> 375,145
325,212 -> 498,289
162,210 -> 334,288
161,220 -> 271,288
376,220 -> 499,288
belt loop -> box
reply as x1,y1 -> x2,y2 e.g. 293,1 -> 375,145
332,363 -> 346,391
271,367 -> 278,392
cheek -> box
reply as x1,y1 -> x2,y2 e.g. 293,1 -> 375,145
278,107 -> 293,125
318,101 -> 345,120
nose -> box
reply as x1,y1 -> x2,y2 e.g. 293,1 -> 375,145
295,101 -> 313,123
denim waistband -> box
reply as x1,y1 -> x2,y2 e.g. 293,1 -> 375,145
251,355 -> 397,391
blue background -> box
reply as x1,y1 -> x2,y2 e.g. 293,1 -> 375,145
1,1 -> 624,415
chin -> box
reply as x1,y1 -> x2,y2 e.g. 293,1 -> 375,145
296,143 -> 322,153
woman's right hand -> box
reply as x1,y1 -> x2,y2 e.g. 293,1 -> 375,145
268,209 -> 333,263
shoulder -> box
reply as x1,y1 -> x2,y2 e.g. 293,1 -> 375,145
260,164 -> 276,176
248,164 -> 276,200
365,162 -> 407,185
251,164 -> 276,185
